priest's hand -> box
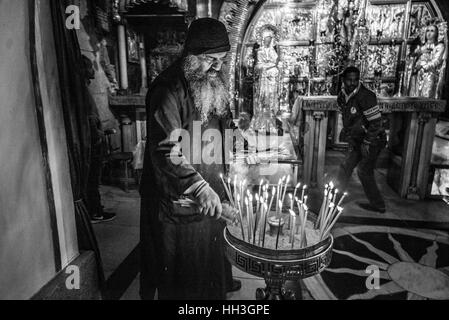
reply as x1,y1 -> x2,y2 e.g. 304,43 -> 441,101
196,185 -> 223,219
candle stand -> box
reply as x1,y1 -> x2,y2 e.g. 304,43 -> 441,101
223,227 -> 333,300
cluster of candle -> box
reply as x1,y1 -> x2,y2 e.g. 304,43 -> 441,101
220,174 -> 312,250
220,174 -> 347,250
315,182 -> 347,241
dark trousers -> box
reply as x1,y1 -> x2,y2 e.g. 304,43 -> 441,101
336,141 -> 386,210
86,155 -> 103,218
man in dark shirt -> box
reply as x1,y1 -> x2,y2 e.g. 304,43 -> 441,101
336,66 -> 387,213
140,18 -> 240,300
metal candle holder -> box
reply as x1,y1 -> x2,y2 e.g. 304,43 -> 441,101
223,227 -> 334,300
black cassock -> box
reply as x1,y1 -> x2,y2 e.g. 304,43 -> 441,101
139,60 -> 236,300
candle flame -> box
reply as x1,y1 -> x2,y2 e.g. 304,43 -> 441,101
289,210 -> 296,217
303,204 -> 309,211
329,181 -> 334,189
289,193 -> 293,199
295,183 -> 301,189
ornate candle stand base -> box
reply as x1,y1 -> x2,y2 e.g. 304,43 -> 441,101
255,276 -> 298,300
223,228 -> 334,300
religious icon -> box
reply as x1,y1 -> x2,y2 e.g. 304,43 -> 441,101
406,20 -> 447,99
251,25 -> 281,133
126,28 -> 139,63
254,25 -> 280,113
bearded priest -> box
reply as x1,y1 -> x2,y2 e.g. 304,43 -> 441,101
139,18 -> 241,300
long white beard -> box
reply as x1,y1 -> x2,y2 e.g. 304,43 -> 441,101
182,55 -> 229,124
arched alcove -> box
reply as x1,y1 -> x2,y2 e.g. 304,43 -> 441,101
220,0 -> 448,116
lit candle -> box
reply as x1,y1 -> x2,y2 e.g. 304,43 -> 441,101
320,202 -> 335,238
316,189 -> 328,229
302,204 -> 309,247
289,210 -> 296,248
293,183 -> 301,200
220,174 -> 233,206
276,179 -> 282,216
262,203 -> 268,247
236,194 -> 245,241
249,194 -> 255,244
278,200 -> 283,217
275,202 -> 283,250
239,180 -> 245,211
289,193 -> 294,211
317,184 -> 328,227
281,175 -> 290,206
333,189 -> 339,207
296,200 -> 304,244
255,193 -> 260,217
320,189 -> 332,232
288,193 -> 294,229
245,197 -> 251,243
337,192 -> 348,207
268,186 -> 276,219
233,175 -> 238,208
295,197 -> 301,233
257,198 -> 265,246
227,178 -> 234,204
322,207 -> 344,240
301,185 -> 307,202
258,179 -> 264,200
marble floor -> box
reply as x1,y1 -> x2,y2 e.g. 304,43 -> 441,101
93,150 -> 449,300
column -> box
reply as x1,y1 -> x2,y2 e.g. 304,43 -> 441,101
303,111 -> 329,188
139,36 -> 147,94
117,24 -> 128,90
407,112 -> 434,199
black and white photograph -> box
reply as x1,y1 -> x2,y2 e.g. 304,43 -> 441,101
1,0 -> 449,308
